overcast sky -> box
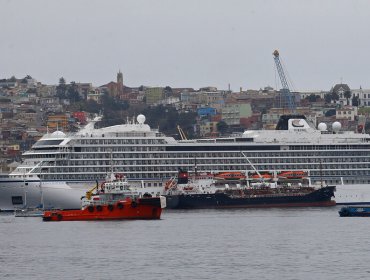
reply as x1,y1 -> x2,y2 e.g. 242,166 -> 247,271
1,0 -> 370,91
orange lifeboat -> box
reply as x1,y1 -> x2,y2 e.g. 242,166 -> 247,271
214,172 -> 246,180
278,171 -> 307,179
250,173 -> 273,180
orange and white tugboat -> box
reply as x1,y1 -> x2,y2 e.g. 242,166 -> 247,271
43,173 -> 166,221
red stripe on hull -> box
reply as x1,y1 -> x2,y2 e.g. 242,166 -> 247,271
43,202 -> 162,221
177,200 -> 336,209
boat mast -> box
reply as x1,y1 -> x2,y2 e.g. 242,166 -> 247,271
39,165 -> 44,209
241,152 -> 263,180
23,169 -> 27,208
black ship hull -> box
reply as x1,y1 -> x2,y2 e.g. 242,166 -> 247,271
165,186 -> 336,209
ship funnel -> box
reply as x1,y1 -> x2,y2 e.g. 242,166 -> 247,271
177,169 -> 189,184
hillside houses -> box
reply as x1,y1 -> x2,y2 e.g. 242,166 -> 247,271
1,72 -> 370,170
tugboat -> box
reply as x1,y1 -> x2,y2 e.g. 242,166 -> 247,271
43,173 -> 166,221
165,169 -> 336,209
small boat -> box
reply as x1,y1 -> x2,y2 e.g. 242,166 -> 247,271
338,206 -> 370,217
15,208 -> 44,217
43,173 -> 166,221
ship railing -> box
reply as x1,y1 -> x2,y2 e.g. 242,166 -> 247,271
243,193 -> 306,198
85,197 -> 140,206
24,149 -> 66,155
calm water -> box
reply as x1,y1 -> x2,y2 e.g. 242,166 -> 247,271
1,206 -> 370,280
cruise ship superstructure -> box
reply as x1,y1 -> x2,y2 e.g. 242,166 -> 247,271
1,114 -> 370,210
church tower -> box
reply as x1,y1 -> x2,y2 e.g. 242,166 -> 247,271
117,70 -> 123,95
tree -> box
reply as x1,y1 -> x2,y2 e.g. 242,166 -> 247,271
59,77 -> 66,85
325,109 -> 336,117
26,88 -> 37,94
67,81 -> 81,103
141,105 -> 196,138
305,94 -> 320,103
56,77 -> 67,99
324,93 -> 332,104
164,86 -> 173,97
344,90 -> 352,105
217,120 -> 229,135
365,121 -> 370,133
331,91 -> 340,103
352,95 -> 359,107
83,99 -> 102,113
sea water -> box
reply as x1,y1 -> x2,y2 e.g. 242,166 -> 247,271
1,206 -> 370,280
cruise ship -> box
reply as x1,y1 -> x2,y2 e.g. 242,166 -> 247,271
1,113 -> 370,211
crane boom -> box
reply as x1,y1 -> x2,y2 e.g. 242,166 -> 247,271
273,50 -> 296,111
273,50 -> 290,90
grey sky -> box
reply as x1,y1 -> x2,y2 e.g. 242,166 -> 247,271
1,0 -> 370,91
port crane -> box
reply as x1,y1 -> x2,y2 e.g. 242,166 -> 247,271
273,50 -> 296,112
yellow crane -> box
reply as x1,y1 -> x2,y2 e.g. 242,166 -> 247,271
85,181 -> 100,200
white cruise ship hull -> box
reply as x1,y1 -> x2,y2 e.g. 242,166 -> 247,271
334,184 -> 370,205
0,179 -> 85,211
0,179 -> 164,211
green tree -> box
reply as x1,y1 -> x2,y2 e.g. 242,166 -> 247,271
67,81 -> 81,102
324,93 -> 332,104
83,99 -> 102,113
305,94 -> 320,102
142,105 -> 196,138
325,109 -> 336,117
352,95 -> 359,107
59,77 -> 66,85
365,121 -> 370,133
164,86 -> 173,97
344,90 -> 352,105
56,77 -> 67,99
217,120 -> 229,135
331,91 -> 339,103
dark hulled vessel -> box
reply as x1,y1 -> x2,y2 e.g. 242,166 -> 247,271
165,170 -> 336,209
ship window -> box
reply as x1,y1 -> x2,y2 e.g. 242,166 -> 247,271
12,196 -> 23,205
34,139 -> 63,146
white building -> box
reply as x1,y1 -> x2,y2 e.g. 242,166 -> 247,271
351,88 -> 370,106
336,106 -> 358,121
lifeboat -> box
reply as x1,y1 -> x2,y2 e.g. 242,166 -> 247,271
214,172 -> 246,180
43,173 -> 166,221
249,172 -> 273,180
278,171 -> 307,179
